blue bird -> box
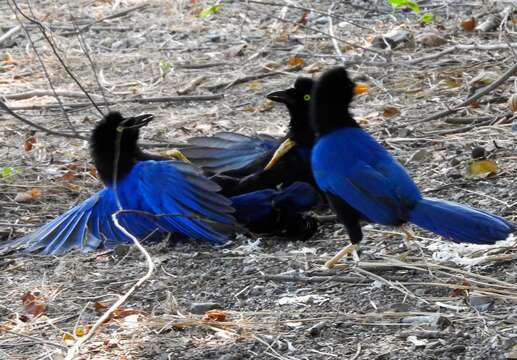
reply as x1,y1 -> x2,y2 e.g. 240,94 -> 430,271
1,112 -> 236,255
182,77 -> 318,194
231,182 -> 319,239
310,67 -> 515,268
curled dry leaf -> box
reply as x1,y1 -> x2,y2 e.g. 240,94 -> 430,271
203,309 -> 226,322
508,94 -> 517,112
58,171 -> 77,181
15,188 -> 42,203
461,17 -> 476,31
21,291 -> 46,317
24,137 -> 36,152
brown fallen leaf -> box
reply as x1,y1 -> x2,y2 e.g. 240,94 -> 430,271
15,188 -> 42,203
58,171 -> 77,181
383,106 -> 400,118
94,301 -> 108,313
21,291 -> 46,317
203,309 -> 226,322
461,17 -> 476,31
2,53 -> 18,65
24,136 -> 36,152
287,56 -> 305,67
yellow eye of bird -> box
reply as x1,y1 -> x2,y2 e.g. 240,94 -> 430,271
303,94 -> 311,101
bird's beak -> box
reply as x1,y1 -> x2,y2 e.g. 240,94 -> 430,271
162,149 -> 191,163
127,114 -> 154,128
353,83 -> 368,95
264,138 -> 296,170
267,89 -> 294,104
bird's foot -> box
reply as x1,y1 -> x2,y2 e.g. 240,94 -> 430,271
324,243 -> 360,269
401,225 -> 416,251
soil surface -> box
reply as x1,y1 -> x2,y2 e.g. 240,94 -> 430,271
0,1 -> 516,359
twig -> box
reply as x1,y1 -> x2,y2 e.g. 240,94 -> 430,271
3,90 -> 104,100
2,94 -> 225,111
9,0 -> 81,137
0,99 -> 87,140
64,212 -> 155,359
0,25 -> 21,45
6,330 -> 67,350
10,0 -> 104,116
407,42 -> 517,65
418,60 -> 517,123
69,11 -> 110,112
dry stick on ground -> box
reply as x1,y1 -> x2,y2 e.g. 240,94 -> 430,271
417,60 -> 517,123
4,94 -> 225,111
0,100 -> 87,140
65,129 -> 155,359
3,90 -> 104,100
0,25 -> 21,46
407,42 -> 517,65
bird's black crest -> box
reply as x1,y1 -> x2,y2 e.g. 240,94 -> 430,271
90,111 -> 143,185
311,67 -> 359,136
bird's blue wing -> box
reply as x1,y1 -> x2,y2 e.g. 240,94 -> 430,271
312,128 -> 422,225
182,132 -> 280,175
132,160 -> 236,244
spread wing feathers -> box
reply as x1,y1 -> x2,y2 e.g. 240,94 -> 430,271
1,161 -> 236,255
134,160 -> 236,243
317,163 -> 408,225
182,132 -> 280,175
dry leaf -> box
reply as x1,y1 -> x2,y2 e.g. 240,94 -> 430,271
2,53 -> 17,65
109,307 -> 143,320
287,56 -> 305,67
470,71 -> 499,88
203,309 -> 226,322
461,17 -> 476,31
438,79 -> 461,89
383,106 -> 400,118
15,188 -> 42,203
467,159 -> 498,176
95,302 -> 108,312
58,171 -> 77,181
248,80 -> 261,90
415,33 -> 447,47
258,99 -> 274,112
508,94 -> 517,112
21,291 -> 46,317
90,167 -> 98,178
24,137 -> 36,152
241,105 -> 255,112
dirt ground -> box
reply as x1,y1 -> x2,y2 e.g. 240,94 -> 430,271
0,0 -> 516,359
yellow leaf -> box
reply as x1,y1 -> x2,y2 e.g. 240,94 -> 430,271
438,79 -> 461,89
467,160 -> 498,176
248,80 -> 261,90
287,56 -> 305,67
75,326 -> 87,337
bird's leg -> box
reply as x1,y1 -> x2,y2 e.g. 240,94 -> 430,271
401,224 -> 416,250
162,149 -> 191,163
324,243 -> 360,269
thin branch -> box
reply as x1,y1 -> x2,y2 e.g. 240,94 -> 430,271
0,99 -> 87,140
2,94 -> 225,111
9,0 -> 80,137
10,0 -> 104,116
418,60 -> 517,123
69,10 -> 109,113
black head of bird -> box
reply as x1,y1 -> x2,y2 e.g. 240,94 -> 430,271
267,77 -> 315,147
310,67 -> 368,136
90,111 -> 154,185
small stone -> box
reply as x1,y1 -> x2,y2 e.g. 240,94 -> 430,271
188,302 -> 221,314
468,295 -> 493,312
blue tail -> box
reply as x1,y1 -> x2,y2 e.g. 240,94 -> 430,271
231,182 -> 318,225
409,198 -> 515,244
